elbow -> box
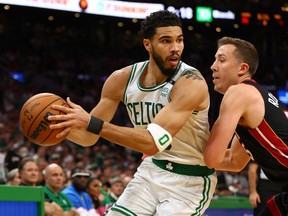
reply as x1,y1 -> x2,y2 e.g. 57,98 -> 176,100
204,157 -> 217,169
146,145 -> 159,156
203,150 -> 218,168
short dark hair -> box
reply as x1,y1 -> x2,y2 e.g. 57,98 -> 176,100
217,37 -> 259,76
141,10 -> 182,40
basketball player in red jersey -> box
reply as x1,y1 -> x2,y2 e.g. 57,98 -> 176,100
204,37 -> 288,216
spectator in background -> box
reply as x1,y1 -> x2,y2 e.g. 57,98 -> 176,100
5,168 -> 20,185
18,157 -> 39,186
104,177 -> 124,210
87,163 -> 102,178
248,162 -> 287,216
224,170 -> 249,196
86,176 -> 107,215
62,166 -> 99,216
4,142 -> 23,172
100,181 -> 111,208
43,163 -> 80,216
214,171 -> 233,196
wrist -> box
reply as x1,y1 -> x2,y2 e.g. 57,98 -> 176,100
87,115 -> 104,135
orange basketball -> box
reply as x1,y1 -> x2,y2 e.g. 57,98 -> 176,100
19,93 -> 67,146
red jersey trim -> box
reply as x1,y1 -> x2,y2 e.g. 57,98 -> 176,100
249,119 -> 288,168
267,196 -> 282,216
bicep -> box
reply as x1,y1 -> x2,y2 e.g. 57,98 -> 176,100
153,76 -> 208,136
152,103 -> 191,137
204,89 -> 248,168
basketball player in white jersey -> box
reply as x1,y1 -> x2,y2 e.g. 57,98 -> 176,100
49,10 -> 217,215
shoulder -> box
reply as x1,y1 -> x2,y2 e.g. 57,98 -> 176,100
175,66 -> 207,90
174,63 -> 207,91
171,67 -> 209,110
62,185 -> 74,194
103,65 -> 133,89
224,83 -> 261,102
43,186 -> 52,194
221,83 -> 264,127
101,65 -> 134,101
109,65 -> 133,79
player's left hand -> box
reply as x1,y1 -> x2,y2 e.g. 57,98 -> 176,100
48,97 -> 90,138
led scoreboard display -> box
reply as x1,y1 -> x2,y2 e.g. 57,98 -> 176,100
167,6 -> 193,19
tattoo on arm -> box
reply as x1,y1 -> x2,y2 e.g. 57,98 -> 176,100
184,69 -> 203,80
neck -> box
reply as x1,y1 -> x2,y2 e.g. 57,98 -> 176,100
48,185 -> 59,195
239,75 -> 252,83
142,62 -> 168,86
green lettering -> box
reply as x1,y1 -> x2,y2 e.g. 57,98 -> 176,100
126,102 -> 164,126
132,102 -> 140,125
159,134 -> 169,145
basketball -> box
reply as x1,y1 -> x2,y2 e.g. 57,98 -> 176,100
19,93 -> 67,146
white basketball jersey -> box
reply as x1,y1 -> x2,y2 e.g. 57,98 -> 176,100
123,61 -> 210,165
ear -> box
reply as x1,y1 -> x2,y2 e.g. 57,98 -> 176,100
239,63 -> 249,76
143,39 -> 151,52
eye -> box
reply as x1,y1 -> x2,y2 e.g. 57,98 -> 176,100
177,38 -> 183,43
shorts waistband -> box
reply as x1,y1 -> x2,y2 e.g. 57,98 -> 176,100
152,158 -> 215,176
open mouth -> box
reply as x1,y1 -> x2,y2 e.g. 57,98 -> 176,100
168,56 -> 179,66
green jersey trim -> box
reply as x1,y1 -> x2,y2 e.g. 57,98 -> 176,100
123,63 -> 138,104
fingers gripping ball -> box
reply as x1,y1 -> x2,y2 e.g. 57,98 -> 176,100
19,93 -> 67,146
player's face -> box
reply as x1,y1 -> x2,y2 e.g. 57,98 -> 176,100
210,44 -> 243,94
150,26 -> 184,77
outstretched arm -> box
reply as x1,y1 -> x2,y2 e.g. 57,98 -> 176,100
49,67 -> 128,146
49,69 -> 209,155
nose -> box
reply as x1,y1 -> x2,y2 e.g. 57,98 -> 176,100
171,41 -> 180,53
210,61 -> 217,72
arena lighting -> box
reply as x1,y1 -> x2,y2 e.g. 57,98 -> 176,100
277,89 -> 288,106
0,0 -> 81,12
257,13 -> 270,26
213,10 -> 235,20
84,0 -> 164,19
166,6 -> 193,19
196,6 -> 213,22
241,12 -> 252,25
0,0 -> 164,18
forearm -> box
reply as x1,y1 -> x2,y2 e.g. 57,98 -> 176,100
99,122 -> 159,155
248,176 -> 257,193
67,128 -> 100,147
248,164 -> 258,193
215,149 -> 249,172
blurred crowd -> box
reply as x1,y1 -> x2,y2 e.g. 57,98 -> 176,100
0,5 -> 287,215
